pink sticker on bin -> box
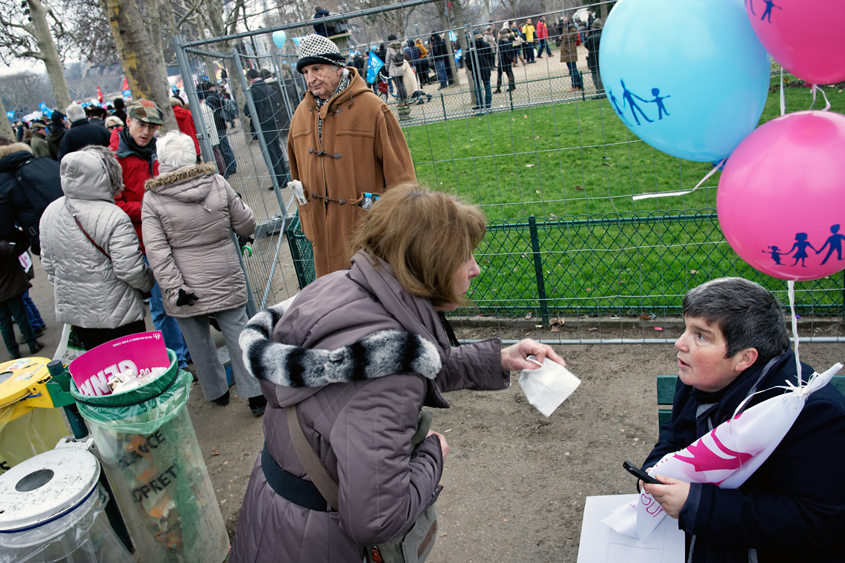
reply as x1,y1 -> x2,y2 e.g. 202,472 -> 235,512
69,332 -> 170,397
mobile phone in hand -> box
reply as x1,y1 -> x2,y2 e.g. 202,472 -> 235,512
623,461 -> 662,485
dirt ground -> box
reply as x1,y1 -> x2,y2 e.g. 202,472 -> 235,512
20,257 -> 844,562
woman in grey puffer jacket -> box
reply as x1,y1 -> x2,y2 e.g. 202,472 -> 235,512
230,185 -> 565,563
40,145 -> 154,351
141,131 -> 265,415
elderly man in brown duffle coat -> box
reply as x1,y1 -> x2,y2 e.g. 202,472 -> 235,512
287,34 -> 416,278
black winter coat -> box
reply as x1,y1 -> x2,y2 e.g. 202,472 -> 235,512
204,93 -> 229,132
244,79 -> 283,135
0,147 -> 51,251
497,37 -> 515,68
584,30 -> 602,71
46,124 -> 66,160
57,119 -> 112,162
429,35 -> 448,60
464,37 -> 494,81
643,349 -> 845,562
0,240 -> 30,303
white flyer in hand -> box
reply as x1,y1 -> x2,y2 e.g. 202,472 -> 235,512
518,356 -> 580,417
288,180 -> 307,204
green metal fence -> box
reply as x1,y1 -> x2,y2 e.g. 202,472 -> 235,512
286,209 -> 845,322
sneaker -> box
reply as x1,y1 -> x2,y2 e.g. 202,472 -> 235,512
248,395 -> 267,416
212,390 -> 230,406
29,341 -> 45,355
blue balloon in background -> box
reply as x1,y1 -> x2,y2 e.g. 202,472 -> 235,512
272,30 -> 287,49
599,0 -> 770,162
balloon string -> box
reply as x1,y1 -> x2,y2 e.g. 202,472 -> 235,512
631,158 -> 726,201
779,69 -> 786,116
788,280 -> 801,385
809,84 -> 832,111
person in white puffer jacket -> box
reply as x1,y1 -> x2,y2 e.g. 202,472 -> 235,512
40,145 -> 155,351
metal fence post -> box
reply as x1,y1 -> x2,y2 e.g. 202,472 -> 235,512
528,216 -> 549,325
440,92 -> 447,121
581,71 -> 586,101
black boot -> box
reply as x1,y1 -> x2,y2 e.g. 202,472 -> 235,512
494,80 -> 502,94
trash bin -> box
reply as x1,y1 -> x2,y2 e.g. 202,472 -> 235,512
0,358 -> 71,475
69,349 -> 229,563
0,441 -> 135,562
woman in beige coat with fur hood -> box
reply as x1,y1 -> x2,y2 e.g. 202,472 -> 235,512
141,131 -> 266,415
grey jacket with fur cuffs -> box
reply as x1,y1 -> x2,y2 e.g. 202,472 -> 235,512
231,251 -> 509,563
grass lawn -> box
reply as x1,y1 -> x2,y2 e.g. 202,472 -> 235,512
401,76 -> 845,317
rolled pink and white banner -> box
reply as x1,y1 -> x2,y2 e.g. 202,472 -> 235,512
604,362 -> 842,541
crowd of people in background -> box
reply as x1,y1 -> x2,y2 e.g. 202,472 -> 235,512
335,10 -> 603,117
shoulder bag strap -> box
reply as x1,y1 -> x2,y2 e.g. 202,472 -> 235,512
287,404 -> 340,511
65,201 -> 111,259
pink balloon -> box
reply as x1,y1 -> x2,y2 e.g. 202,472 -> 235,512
746,0 -> 845,84
717,111 -> 845,281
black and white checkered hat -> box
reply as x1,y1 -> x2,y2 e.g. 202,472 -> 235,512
296,34 -> 346,73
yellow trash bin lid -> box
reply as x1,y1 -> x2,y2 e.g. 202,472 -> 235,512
0,358 -> 54,418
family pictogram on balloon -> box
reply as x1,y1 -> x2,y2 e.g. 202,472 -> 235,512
764,225 -> 845,268
607,80 -> 671,126
746,0 -> 782,23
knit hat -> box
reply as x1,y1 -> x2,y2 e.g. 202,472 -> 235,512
126,99 -> 163,125
50,110 -> 65,123
296,34 -> 346,73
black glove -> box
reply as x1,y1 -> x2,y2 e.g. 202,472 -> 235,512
177,289 -> 199,306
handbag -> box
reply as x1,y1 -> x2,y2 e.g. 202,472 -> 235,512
286,405 -> 440,563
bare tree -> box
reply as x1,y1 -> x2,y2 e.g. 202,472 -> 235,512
60,0 -> 120,65
0,0 -> 72,110
0,72 -> 55,111
99,0 -> 177,130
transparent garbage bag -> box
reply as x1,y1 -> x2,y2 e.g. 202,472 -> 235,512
69,351 -> 228,562
0,408 -> 68,475
0,484 -> 134,563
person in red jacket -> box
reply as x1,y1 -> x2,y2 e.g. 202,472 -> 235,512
536,16 -> 552,58
169,97 -> 201,162
109,99 -> 191,370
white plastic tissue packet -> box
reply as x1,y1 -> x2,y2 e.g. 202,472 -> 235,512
518,355 -> 581,417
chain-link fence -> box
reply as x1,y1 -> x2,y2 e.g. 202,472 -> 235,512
173,0 -> 845,343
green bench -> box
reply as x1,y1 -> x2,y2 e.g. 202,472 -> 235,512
657,374 -> 845,429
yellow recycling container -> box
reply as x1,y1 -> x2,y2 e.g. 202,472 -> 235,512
0,357 -> 70,475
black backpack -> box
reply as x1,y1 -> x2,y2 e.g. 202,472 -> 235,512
14,156 -> 62,252
15,156 -> 62,216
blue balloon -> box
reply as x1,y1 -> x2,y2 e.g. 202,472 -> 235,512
272,30 -> 287,49
599,0 -> 770,162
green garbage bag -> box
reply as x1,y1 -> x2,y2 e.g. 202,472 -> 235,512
70,350 -> 228,563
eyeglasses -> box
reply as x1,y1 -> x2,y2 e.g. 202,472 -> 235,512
107,125 -> 119,130
135,122 -> 160,132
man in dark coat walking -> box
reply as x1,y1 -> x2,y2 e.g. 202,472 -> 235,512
464,29 -> 495,114
244,69 -> 288,190
57,103 -> 112,162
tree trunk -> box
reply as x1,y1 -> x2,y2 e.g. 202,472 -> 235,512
451,1 -> 472,98
435,0 -> 460,87
0,97 -> 13,137
28,0 -> 71,110
100,0 -> 177,131
202,0 -> 246,127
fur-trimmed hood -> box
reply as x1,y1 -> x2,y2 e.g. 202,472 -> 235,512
144,162 -> 218,204
145,162 -> 216,191
0,142 -> 32,160
240,295 -> 443,389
